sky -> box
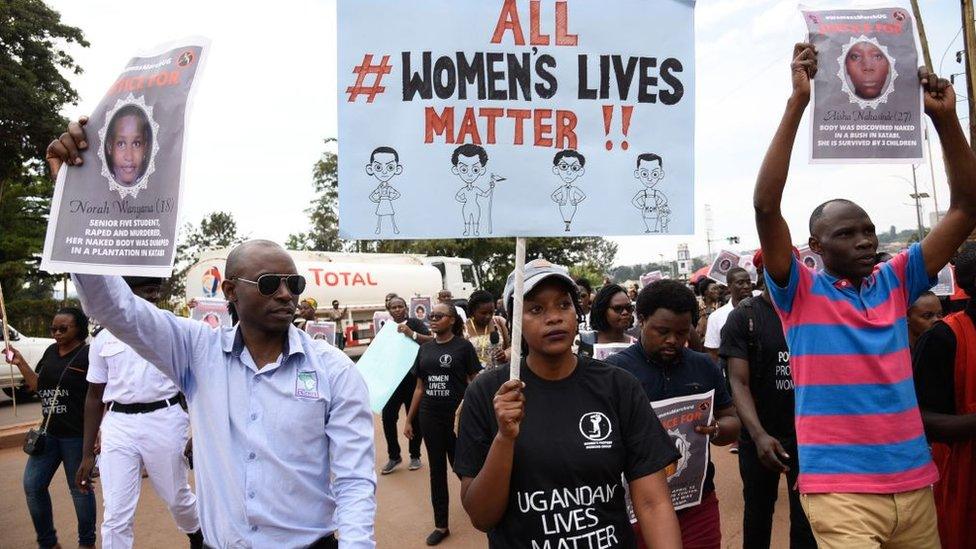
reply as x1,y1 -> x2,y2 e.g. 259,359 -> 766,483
46,0 -> 971,268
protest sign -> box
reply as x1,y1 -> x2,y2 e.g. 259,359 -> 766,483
652,390 -> 714,510
738,252 -> 758,284
355,321 -> 421,413
639,271 -> 664,288
372,311 -> 393,338
41,38 -> 209,276
798,245 -> 824,271
306,321 -> 338,346
802,6 -> 923,163
592,342 -> 631,361
707,250 -> 740,284
190,298 -> 231,328
337,0 -> 696,239
409,296 -> 432,324
932,264 -> 955,296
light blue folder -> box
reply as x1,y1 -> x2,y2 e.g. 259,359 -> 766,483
354,321 -> 420,413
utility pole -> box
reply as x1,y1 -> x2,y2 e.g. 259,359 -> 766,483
962,0 -> 976,152
910,165 -> 930,241
910,0 -> 933,70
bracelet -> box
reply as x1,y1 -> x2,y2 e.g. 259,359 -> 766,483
411,331 -> 417,341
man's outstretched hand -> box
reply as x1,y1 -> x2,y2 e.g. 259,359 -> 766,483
45,116 -> 89,180
920,68 -> 955,121
790,43 -> 818,102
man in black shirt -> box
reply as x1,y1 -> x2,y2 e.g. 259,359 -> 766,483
720,251 -> 815,549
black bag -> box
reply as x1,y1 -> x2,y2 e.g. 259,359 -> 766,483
23,346 -> 83,456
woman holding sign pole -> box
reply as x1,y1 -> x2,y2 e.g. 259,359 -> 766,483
404,302 -> 480,545
454,259 -> 682,548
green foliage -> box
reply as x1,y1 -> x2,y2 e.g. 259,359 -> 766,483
0,0 -> 87,328
161,212 -> 244,304
288,138 -> 346,252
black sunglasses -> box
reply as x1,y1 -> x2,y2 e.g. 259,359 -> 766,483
610,304 -> 635,315
234,274 -> 306,296
49,325 -> 73,334
428,312 -> 452,321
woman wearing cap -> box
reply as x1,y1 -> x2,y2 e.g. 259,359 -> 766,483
403,302 -> 481,545
294,297 -> 317,330
454,258 -> 682,548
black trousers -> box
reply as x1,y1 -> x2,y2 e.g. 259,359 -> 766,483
419,403 -> 457,529
382,374 -> 422,460
737,437 -> 817,549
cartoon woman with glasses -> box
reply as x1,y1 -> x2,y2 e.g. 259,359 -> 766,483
366,146 -> 403,235
550,149 -> 587,232
632,152 -> 670,234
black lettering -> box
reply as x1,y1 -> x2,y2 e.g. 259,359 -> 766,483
577,55 -> 596,99
402,51 -> 432,101
638,57 -> 658,104
456,52 -> 485,100
535,55 -> 557,99
659,57 -> 684,105
599,55 -> 610,99
507,52 -> 532,100
612,55 -> 638,101
433,55 -> 457,99
486,52 -> 506,100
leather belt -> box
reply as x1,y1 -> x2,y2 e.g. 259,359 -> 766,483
108,395 -> 180,414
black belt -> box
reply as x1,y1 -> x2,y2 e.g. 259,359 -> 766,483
109,395 -> 180,414
204,533 -> 336,549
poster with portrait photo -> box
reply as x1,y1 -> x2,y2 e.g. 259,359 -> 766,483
798,245 -> 824,272
932,264 -> 955,296
738,252 -> 758,284
372,311 -> 393,339
801,6 -> 923,163
651,390 -> 714,510
41,37 -> 210,276
409,296 -> 432,325
639,271 -> 664,288
190,298 -> 231,328
306,321 -> 338,346
707,250 -> 741,285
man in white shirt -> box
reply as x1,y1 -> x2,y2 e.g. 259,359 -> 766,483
76,276 -> 202,549
704,267 -> 754,363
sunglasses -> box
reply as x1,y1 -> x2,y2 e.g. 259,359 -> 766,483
49,325 -> 73,334
234,274 -> 306,296
428,313 -> 452,321
609,304 -> 635,315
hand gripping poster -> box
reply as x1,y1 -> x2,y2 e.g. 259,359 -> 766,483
338,0 -> 695,238
652,390 -> 714,510
802,6 -> 923,163
41,38 -> 209,276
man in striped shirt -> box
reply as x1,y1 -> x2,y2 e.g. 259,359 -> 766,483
753,43 -> 976,548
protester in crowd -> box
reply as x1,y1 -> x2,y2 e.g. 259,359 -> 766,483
294,297 -> 318,330
590,283 -> 637,345
721,252 -> 816,549
403,303 -> 480,545
908,291 -> 944,351
754,44 -> 976,547
913,243 -> 976,549
437,289 -> 468,323
463,290 -> 511,370
74,276 -> 203,549
455,259 -> 682,548
605,280 -> 740,549
627,286 -> 639,301
379,296 -> 433,475
696,278 -> 724,340
6,307 -> 95,549
704,267 -> 753,363
494,298 -> 506,318
576,277 -> 594,331
323,299 -> 348,350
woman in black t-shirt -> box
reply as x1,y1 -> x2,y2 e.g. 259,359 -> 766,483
404,302 -> 480,546
5,307 -> 96,548
454,259 -> 683,549
379,296 -> 433,475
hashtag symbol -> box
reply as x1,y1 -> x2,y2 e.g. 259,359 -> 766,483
346,54 -> 392,103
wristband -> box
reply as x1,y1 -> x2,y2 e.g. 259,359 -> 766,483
411,331 -> 417,341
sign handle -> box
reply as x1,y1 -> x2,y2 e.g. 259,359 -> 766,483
509,237 -> 526,380
0,282 -> 16,416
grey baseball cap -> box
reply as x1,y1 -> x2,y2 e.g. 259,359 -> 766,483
502,258 -> 577,313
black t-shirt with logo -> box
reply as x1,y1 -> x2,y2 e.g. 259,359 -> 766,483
718,296 -> 796,442
35,343 -> 90,438
411,335 -> 480,409
454,357 -> 679,549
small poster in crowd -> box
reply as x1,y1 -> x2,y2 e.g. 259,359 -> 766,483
798,246 -> 824,271
707,250 -> 741,285
651,390 -> 714,510
372,311 -> 393,338
409,296 -> 432,323
355,321 -> 421,413
932,264 -> 955,296
41,38 -> 210,276
305,321 -> 337,346
802,6 -> 923,163
738,252 -> 758,283
639,271 -> 664,288
592,342 -> 632,361
190,298 -> 231,328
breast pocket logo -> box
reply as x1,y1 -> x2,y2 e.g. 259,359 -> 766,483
579,412 -> 613,450
438,354 -> 453,368
295,371 -> 319,399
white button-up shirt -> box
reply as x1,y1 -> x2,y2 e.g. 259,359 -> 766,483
88,329 -> 181,404
74,274 -> 376,548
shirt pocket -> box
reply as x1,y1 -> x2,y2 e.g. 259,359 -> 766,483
99,342 -> 126,380
270,389 -> 329,464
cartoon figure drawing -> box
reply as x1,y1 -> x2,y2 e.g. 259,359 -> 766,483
366,146 -> 403,235
631,153 -> 670,233
452,144 -> 503,236
550,150 -> 587,232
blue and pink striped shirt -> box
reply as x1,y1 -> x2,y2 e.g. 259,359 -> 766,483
765,243 -> 938,494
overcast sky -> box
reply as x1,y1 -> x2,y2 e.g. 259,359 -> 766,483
48,0 -> 970,267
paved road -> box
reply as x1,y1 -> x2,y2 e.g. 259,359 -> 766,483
0,403 -> 792,548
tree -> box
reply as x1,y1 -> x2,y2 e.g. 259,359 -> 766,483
0,1 -> 87,332
287,138 -> 346,252
161,212 -> 244,305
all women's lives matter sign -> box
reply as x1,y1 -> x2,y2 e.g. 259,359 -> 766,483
802,6 -> 924,163
41,38 -> 209,276
338,0 -> 695,239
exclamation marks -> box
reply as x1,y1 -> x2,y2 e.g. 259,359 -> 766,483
603,105 -> 633,151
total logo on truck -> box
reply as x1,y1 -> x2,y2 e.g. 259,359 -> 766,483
186,249 -> 479,351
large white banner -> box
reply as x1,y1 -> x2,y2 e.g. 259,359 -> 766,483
338,0 -> 695,239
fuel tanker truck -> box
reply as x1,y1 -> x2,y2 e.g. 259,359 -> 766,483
184,249 -> 479,353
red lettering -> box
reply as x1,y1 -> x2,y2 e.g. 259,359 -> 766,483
554,1 -> 577,46
456,108 -> 482,144
425,106 -> 454,144
167,70 -> 180,85
308,268 -> 324,286
480,108 -> 504,145
366,273 -> 378,286
555,110 -> 578,149
324,272 -> 339,286
533,110 -> 553,147
491,0 -> 525,45
352,273 -> 366,286
507,109 -> 532,145
339,272 -> 351,285
529,1 -> 549,45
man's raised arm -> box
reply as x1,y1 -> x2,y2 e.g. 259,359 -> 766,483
754,44 -> 817,286
918,69 -> 976,276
